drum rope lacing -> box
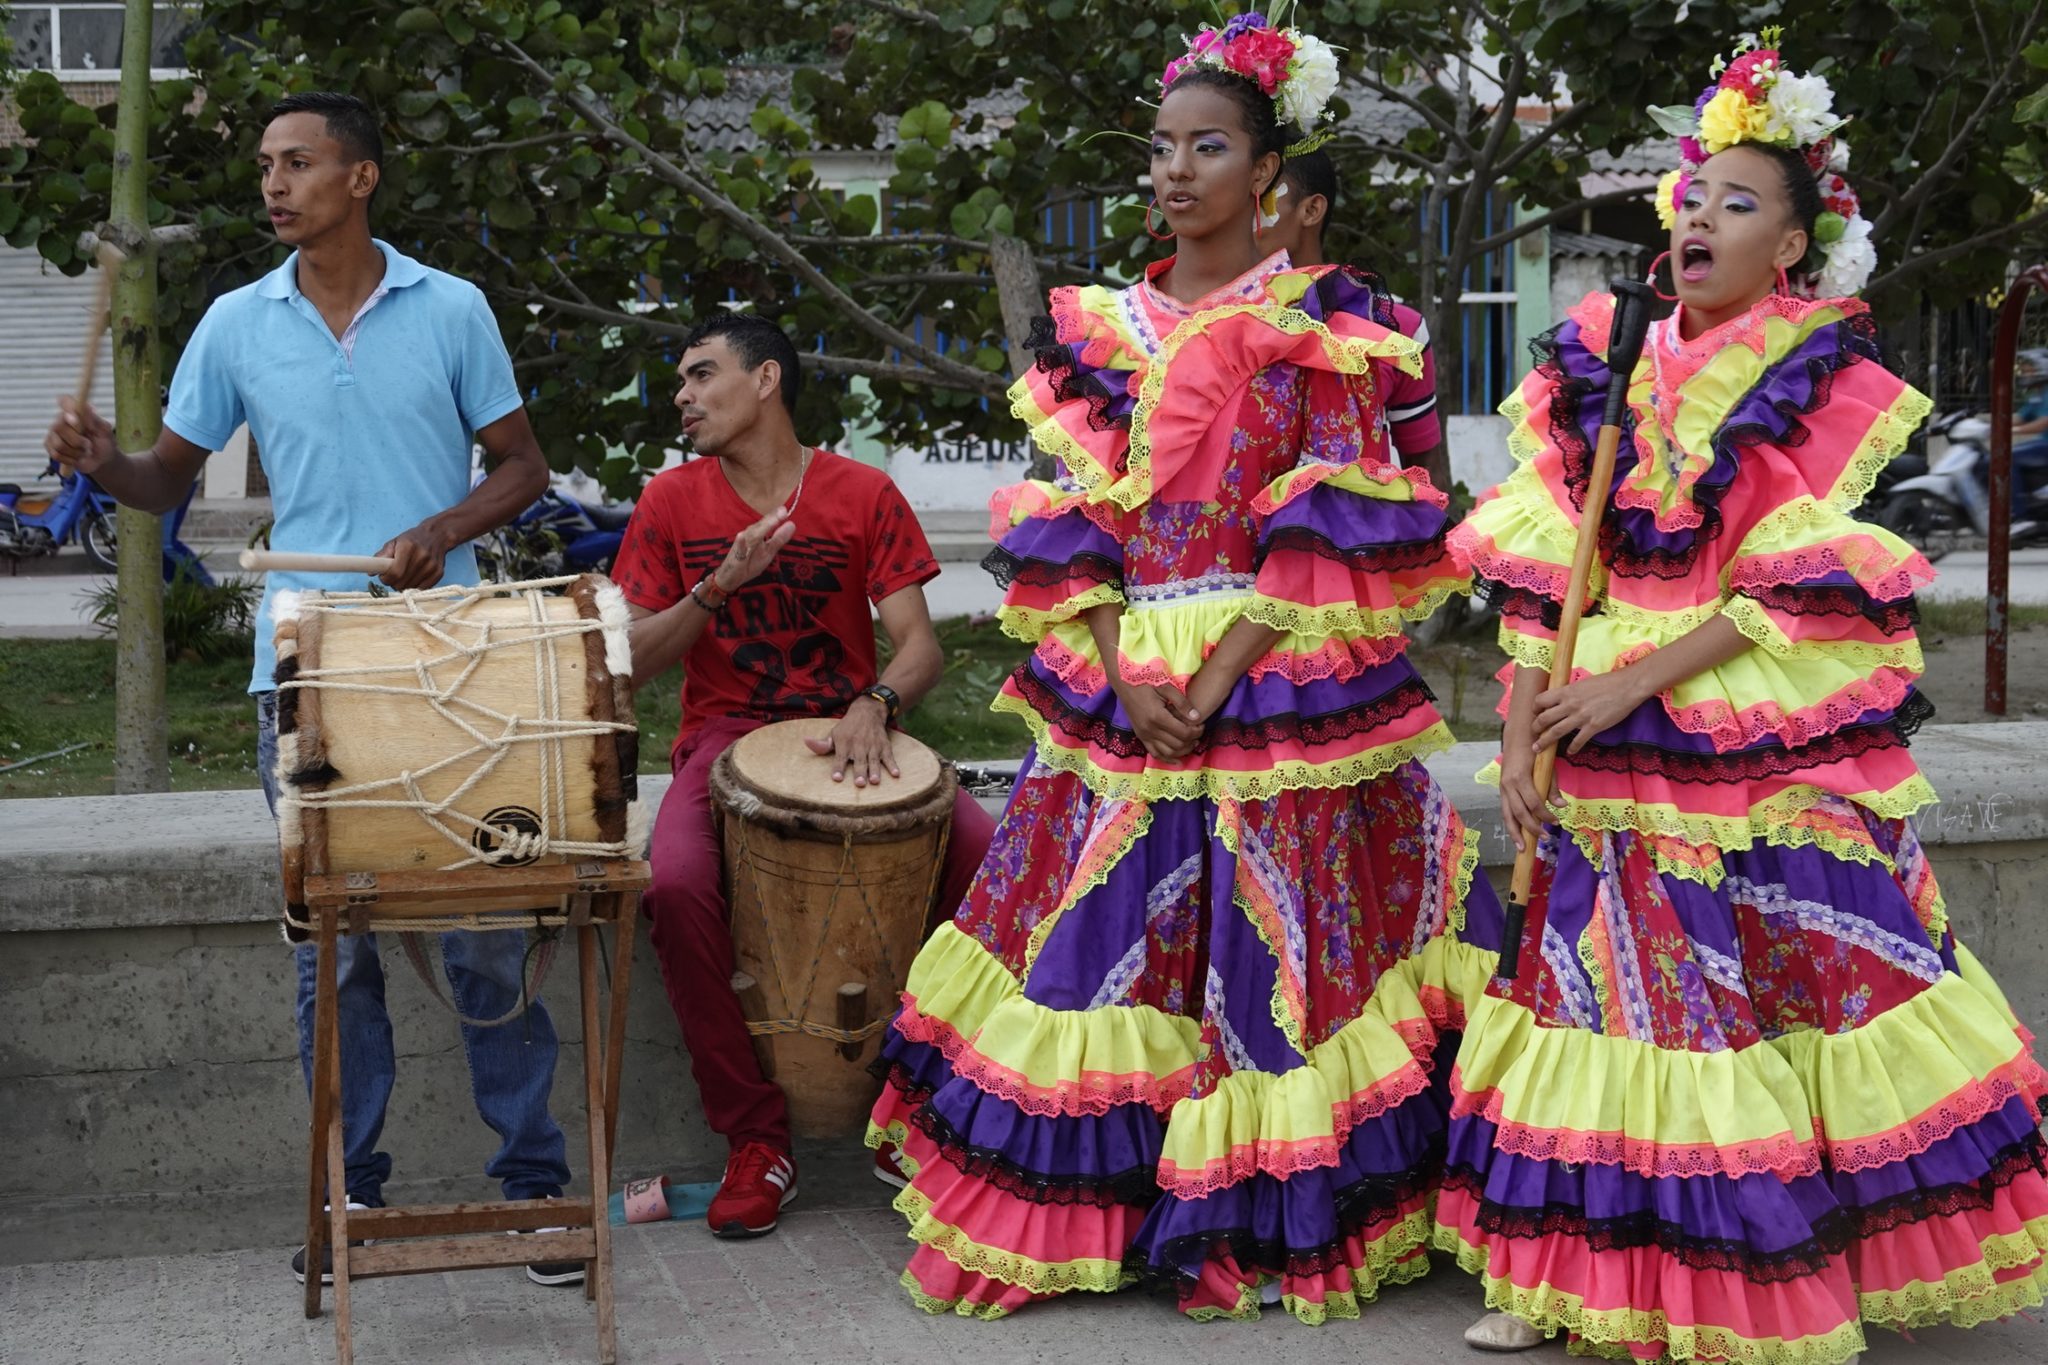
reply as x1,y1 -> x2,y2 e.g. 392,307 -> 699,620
279,578 -> 637,873
729,809 -> 952,1047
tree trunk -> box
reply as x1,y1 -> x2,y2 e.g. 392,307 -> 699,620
989,231 -> 1056,481
111,0 -> 167,794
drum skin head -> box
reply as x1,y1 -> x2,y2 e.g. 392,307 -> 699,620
726,717 -> 942,815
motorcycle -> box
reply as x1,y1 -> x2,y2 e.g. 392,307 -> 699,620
0,460 -> 211,582
1878,412 -> 2048,563
474,480 -> 634,583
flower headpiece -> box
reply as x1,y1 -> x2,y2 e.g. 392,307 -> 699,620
1648,28 -> 1875,297
1160,10 -> 1340,156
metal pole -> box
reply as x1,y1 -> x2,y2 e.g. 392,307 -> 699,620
1985,265 -> 2048,716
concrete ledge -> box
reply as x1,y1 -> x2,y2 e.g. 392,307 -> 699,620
5,722 -> 2047,1262
7,725 -> 2048,934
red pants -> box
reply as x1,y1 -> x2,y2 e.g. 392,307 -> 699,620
643,715 -> 997,1152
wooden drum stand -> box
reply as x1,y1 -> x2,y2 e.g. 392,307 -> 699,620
299,858 -> 647,1365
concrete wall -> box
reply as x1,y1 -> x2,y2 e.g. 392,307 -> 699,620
6,724 -> 2048,1263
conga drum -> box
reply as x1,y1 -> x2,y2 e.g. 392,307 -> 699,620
711,718 -> 957,1137
270,574 -> 642,930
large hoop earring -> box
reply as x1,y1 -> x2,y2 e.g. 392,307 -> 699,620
1645,251 -> 1679,303
1145,198 -> 1175,241
1253,189 -> 1264,242
1774,264 -> 1792,296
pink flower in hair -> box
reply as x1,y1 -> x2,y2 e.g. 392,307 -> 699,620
1720,48 -> 1779,93
1679,135 -> 1706,168
1223,27 -> 1297,96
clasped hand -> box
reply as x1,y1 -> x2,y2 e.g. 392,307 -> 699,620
1119,669 -> 1230,763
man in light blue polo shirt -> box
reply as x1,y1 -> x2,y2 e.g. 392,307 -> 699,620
45,92 -> 581,1286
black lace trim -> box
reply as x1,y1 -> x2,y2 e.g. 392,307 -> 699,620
1567,704 -> 1931,783
1739,581 -> 1921,635
1128,1154 -> 1444,1288
982,544 -> 1124,593
1257,525 -> 1452,575
1311,264 -> 1399,331
1476,579 -> 1576,631
910,1099 -> 1163,1210
1009,664 -> 1438,762
1443,1166 -> 1847,1283
1837,1131 -> 2048,1238
1028,313 -> 1127,435
869,1053 -> 939,1109
1543,311 -> 1884,581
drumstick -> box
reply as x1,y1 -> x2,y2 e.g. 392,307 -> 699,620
75,241 -> 127,405
1495,279 -> 1658,981
239,550 -> 397,575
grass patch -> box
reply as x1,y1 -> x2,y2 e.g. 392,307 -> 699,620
11,598 -> 2022,798
1915,598 -> 2048,640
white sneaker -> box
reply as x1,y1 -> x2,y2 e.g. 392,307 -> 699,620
517,1226 -> 587,1287
1464,1312 -> 1545,1352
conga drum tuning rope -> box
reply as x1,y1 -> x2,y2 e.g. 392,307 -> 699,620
729,812 -> 952,1047
279,580 -> 638,874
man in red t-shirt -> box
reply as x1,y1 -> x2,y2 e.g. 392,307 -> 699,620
613,314 -> 995,1240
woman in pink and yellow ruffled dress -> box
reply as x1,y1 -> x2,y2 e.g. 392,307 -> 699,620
1443,36 -> 2048,1364
864,10 -> 1502,1324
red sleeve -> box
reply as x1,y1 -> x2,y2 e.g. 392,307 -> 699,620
866,477 -> 940,605
1384,303 -> 1442,461
611,476 -> 685,612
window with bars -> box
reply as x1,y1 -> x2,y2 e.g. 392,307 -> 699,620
1439,190 -> 1521,418
5,3 -> 198,78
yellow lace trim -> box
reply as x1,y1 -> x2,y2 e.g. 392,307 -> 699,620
1498,625 -> 1555,673
996,583 -> 1127,645
1820,384 -> 1936,511
1434,1229 -> 1870,1365
1447,821 -> 1484,934
1857,1221 -> 2048,1330
1006,383 -> 1122,506
1535,776 -> 1936,860
899,1267 -> 1016,1321
998,695 -> 1457,803
1110,302 -> 1422,513
1720,594 -> 1926,670
1601,595 -> 1728,637
1243,575 -> 1470,637
893,1185 -> 1134,1296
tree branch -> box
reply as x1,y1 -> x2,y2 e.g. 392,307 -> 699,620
502,287 -> 955,384
1874,0 -> 2046,237
1467,186 -> 1652,256
493,37 -> 1003,398
845,0 -> 946,28
1494,99 -> 1593,181
1352,71 -> 1471,156
439,132 -> 580,156
1865,206 -> 2048,296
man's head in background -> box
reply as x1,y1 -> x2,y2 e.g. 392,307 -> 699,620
1264,148 -> 1337,268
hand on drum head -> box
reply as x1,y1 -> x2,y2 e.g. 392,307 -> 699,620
806,695 -> 899,787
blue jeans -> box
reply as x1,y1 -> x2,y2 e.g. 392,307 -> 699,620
258,693 -> 571,1205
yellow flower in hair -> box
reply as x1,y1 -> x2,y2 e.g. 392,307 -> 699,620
1698,87 -> 1765,155
1655,170 -> 1684,230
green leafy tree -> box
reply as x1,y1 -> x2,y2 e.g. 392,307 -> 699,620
4,0 -> 2044,499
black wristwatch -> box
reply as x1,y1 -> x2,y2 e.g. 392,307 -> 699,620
857,683 -> 901,723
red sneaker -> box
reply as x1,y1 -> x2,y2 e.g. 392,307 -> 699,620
873,1143 -> 911,1190
707,1142 -> 796,1239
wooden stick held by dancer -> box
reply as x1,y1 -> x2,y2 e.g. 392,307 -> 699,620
74,241 -> 128,406
1496,279 -> 1658,981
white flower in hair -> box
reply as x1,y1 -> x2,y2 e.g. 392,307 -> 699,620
1280,34 -> 1340,130
1828,138 -> 1851,173
1814,213 -> 1876,297
1763,71 -> 1837,148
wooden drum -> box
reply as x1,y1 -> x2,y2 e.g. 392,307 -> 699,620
271,574 -> 641,931
710,718 -> 957,1137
